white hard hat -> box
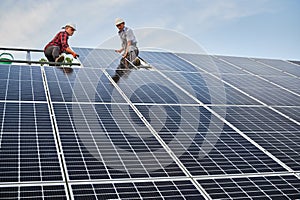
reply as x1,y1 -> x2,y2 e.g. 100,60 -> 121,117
64,23 -> 77,30
115,18 -> 124,26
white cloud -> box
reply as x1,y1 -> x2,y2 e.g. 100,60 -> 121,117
0,0 -> 298,60
148,0 -> 275,32
0,0 -> 133,48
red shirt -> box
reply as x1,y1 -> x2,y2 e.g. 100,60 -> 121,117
44,31 -> 69,53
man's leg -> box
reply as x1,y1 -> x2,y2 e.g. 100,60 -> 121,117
128,48 -> 140,67
44,46 -> 63,65
44,46 -> 56,62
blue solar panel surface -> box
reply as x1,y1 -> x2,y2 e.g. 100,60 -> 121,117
0,47 -> 299,199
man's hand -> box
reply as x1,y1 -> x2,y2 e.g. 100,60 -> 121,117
115,49 -> 123,54
72,52 -> 79,58
122,51 -> 128,58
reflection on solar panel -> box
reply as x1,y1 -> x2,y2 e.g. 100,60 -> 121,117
0,48 -> 299,199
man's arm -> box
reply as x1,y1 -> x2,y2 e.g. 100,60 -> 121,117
115,48 -> 124,54
60,32 -> 78,58
65,47 -> 78,58
123,41 -> 131,58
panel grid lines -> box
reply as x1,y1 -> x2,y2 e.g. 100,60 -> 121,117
1,48 -> 299,199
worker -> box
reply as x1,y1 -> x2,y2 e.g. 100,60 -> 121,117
44,23 -> 79,64
115,18 -> 140,68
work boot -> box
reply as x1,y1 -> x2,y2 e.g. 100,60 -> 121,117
55,55 -> 65,63
133,57 -> 141,66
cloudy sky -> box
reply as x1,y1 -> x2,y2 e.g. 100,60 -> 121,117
0,0 -> 299,60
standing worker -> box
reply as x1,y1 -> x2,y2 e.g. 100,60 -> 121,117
115,18 -> 140,68
44,23 -> 79,64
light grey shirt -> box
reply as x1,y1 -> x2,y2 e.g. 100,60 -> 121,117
118,26 -> 137,51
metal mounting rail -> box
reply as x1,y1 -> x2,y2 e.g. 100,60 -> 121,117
2,59 -> 81,66
0,47 -> 80,66
0,47 -> 43,52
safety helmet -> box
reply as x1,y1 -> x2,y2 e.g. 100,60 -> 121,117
115,18 -> 124,26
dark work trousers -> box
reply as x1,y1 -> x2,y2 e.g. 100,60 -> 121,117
119,48 -> 139,69
44,46 -> 60,62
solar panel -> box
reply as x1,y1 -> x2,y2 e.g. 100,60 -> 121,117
216,55 -> 288,76
255,58 -> 300,77
72,180 -> 205,199
0,47 -> 299,199
0,184 -> 67,200
0,65 -> 46,101
54,103 -> 186,180
198,175 -> 300,199
0,102 -> 62,183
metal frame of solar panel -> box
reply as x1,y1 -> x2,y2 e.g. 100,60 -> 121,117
0,47 -> 299,199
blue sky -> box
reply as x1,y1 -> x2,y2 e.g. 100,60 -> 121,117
0,0 -> 299,60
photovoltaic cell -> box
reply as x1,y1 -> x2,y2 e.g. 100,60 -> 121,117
217,55 -> 287,76
198,175 -> 300,199
220,74 -> 300,106
254,58 -> 300,77
0,102 -> 62,183
0,65 -> 46,101
72,180 -> 205,200
176,53 -> 300,106
45,67 -> 126,103
53,103 -> 186,180
176,127 -> 286,176
275,107 -> 300,122
258,75 -> 300,94
225,106 -> 300,171
73,48 -> 120,69
161,71 -> 259,105
139,51 -> 200,72
0,184 -> 67,200
176,53 -> 248,75
106,69 -> 199,104
133,104 -> 286,176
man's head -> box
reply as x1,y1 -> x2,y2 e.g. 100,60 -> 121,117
115,18 -> 125,31
64,23 -> 76,36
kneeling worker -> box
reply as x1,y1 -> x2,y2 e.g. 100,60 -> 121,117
44,23 -> 79,64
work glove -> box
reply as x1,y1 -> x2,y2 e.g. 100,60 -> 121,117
72,52 -> 79,58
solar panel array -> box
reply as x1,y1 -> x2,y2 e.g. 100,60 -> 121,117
0,48 -> 299,199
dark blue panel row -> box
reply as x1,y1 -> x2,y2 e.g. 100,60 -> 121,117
45,67 -> 126,103
221,74 -> 300,106
178,53 -> 300,106
255,58 -> 300,77
0,65 -> 46,101
176,53 -> 247,75
0,102 -> 62,183
225,106 -> 300,171
259,75 -> 300,94
46,66 -> 202,104
174,126 -> 285,176
53,103 -> 185,180
139,51 -> 200,72
72,180 -> 204,200
0,185 -> 67,200
133,104 -> 286,175
106,69 -> 199,104
74,48 -> 119,69
217,56 -> 286,76
198,175 -> 300,199
162,71 -> 259,105
0,102 -> 53,132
